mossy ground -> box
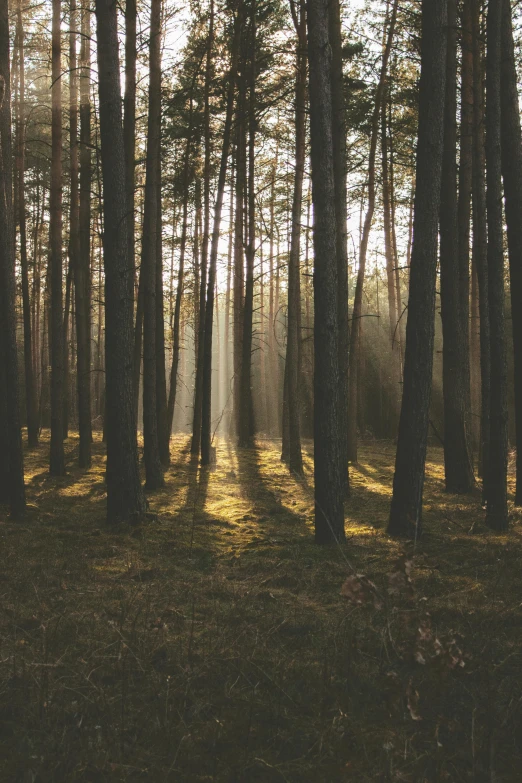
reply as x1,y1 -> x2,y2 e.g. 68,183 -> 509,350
1,433 -> 521,781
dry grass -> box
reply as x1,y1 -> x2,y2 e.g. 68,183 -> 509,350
0,432 -> 521,781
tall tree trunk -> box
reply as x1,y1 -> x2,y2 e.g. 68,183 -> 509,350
381,83 -> 401,438
140,0 -> 165,487
329,0 -> 350,494
201,7 -> 240,464
167,105 -> 193,437
484,0 -> 508,531
267,140 -> 278,436
62,262 -> 72,438
192,2 -> 214,456
387,0 -> 447,539
281,0 -> 304,473
472,0 -> 490,491
440,0 -> 474,493
95,0 -> 146,523
457,0 -> 474,469
49,0 -> 66,476
124,0 -> 136,280
307,0 -> 344,544
500,0 -> 522,507
156,162 -> 169,465
238,4 -> 256,449
224,162 -> 234,435
347,0 -> 398,462
0,12 -> 25,518
233,72 -> 247,440
16,1 -> 38,447
76,0 -> 92,467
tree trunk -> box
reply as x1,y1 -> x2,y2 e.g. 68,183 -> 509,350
484,0 -> 508,531
387,0 -> 447,539
95,0 -> 146,523
500,0 -> 522,507
0,14 -> 25,518
156,163 -> 169,465
62,262 -> 72,438
238,5 -> 256,449
307,0 -> 344,544
140,0 -> 165,488
472,0 -> 490,492
457,0 -> 474,469
49,0 -> 65,475
439,0 -> 474,493
329,0 -> 350,494
381,83 -> 401,439
167,103 -> 193,437
16,1 -> 38,448
191,2 -> 214,456
281,0 -> 304,473
76,0 -> 92,467
233,77 -> 246,439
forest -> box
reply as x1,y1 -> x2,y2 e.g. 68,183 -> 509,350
1,0 -> 522,779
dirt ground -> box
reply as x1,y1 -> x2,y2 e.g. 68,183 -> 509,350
1,432 -> 521,781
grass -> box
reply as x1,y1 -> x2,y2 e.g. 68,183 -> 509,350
0,432 -> 521,781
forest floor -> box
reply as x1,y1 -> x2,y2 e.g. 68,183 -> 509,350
1,433 -> 522,782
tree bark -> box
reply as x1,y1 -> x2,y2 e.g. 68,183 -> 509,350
472,0 -> 490,492
95,0 -> 147,523
500,0 -> 522,507
192,1 -> 214,456
76,0 -> 92,467
457,0 -> 474,468
388,0 -> 447,539
140,0 -> 165,487
307,0 -> 344,544
0,17 -> 25,518
16,1 -> 38,448
167,100 -> 193,437
238,4 -> 256,449
439,0 -> 474,493
484,0 -> 508,531
329,0 -> 350,495
281,0 -> 305,475
49,0 -> 65,476
381,83 -> 401,438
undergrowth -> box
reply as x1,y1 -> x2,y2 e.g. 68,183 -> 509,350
0,432 -> 521,781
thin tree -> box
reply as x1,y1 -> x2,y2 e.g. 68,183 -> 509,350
388,0 -> 448,538
329,0 -> 350,494
457,0 -> 474,465
0,51 -> 25,518
484,0 -> 508,531
140,0 -> 165,487
192,0 -> 214,456
167,95 -> 195,437
76,0 -> 92,467
281,0 -> 305,475
49,0 -> 66,476
95,0 -> 147,523
471,0 -> 490,493
16,0 -> 39,448
238,2 -> 256,449
439,0 -> 474,493
307,0 -> 344,544
500,0 -> 522,507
